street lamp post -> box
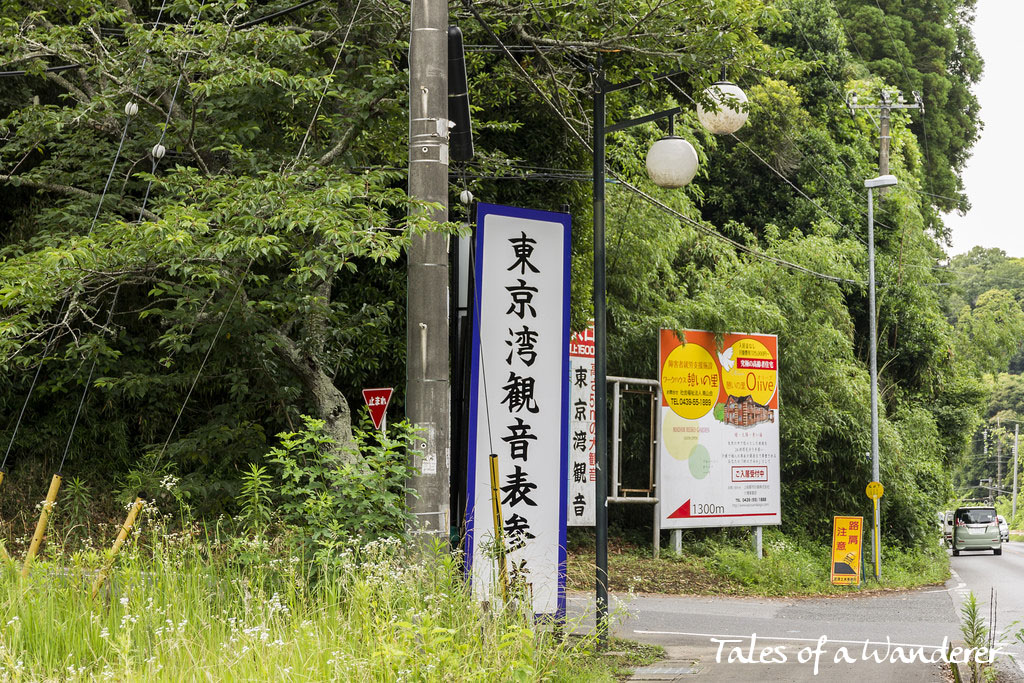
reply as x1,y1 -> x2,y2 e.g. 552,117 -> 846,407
864,173 -> 897,581
592,63 -> 747,644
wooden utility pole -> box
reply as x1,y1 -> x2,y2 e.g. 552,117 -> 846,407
847,88 -> 923,194
407,0 -> 450,538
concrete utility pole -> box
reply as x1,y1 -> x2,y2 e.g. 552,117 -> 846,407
1013,424 -> 1019,520
997,416 -> 1002,496
847,89 -> 924,193
407,0 -> 450,538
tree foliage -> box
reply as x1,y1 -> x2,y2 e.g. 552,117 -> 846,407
0,0 -> 431,506
0,0 -> 996,546
836,0 -> 983,216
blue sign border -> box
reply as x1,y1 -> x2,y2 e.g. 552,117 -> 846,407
464,202 -> 571,618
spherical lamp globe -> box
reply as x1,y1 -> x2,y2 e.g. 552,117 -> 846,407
645,136 -> 699,188
696,81 -> 748,135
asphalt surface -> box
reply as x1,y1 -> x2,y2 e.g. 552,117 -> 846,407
949,539 -> 1024,679
566,540 -> 1024,680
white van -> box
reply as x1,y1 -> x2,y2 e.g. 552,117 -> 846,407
943,510 -> 954,546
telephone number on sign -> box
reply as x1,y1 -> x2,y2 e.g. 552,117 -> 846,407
669,398 -> 712,406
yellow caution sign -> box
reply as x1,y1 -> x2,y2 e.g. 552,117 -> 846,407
865,481 -> 884,500
830,516 -> 864,586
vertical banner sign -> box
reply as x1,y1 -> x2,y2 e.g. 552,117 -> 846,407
659,329 -> 781,528
830,516 -> 864,585
466,203 -> 571,618
568,325 -> 596,526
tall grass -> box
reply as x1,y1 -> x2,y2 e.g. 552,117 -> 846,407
0,513 -> 612,681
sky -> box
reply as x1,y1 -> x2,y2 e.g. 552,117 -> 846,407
941,0 -> 1024,258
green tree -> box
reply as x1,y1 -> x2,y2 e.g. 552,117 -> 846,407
0,0 -> 431,502
954,289 -> 1024,375
836,0 -> 983,216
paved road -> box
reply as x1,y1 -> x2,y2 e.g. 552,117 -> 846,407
569,587 -> 962,680
568,540 -> 1024,680
949,539 -> 1024,679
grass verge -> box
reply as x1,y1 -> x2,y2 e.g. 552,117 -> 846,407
567,531 -> 949,597
0,520 -> 654,681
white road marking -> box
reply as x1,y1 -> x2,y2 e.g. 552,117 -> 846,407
633,630 -> 951,650
948,566 -> 967,590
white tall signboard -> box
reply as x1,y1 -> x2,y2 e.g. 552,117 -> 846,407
567,326 -> 596,526
466,203 -> 570,618
659,329 -> 781,529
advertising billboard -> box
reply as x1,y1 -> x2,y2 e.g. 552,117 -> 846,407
659,329 -> 780,529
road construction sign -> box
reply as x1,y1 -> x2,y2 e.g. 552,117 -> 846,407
830,516 -> 863,586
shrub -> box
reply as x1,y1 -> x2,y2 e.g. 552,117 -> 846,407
265,415 -> 420,558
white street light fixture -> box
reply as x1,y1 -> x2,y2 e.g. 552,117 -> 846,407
696,81 -> 748,135
864,174 -> 898,189
645,136 -> 699,188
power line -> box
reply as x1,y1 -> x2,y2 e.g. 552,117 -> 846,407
149,1 -> 366,473
2,0 -> 178,472
238,0 -> 324,29
463,0 -> 863,285
611,172 -> 862,285
56,10 -> 206,476
0,63 -> 80,78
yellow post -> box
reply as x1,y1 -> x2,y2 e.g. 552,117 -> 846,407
91,497 -> 144,598
488,453 -> 508,602
0,470 -> 11,565
22,473 -> 62,578
873,497 -> 881,580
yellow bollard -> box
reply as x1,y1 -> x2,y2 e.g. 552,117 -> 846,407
90,497 -> 144,598
0,471 -> 7,563
22,473 -> 62,578
488,453 -> 508,603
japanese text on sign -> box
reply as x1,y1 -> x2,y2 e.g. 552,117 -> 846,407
830,516 -> 863,586
568,325 -> 595,526
467,204 -> 570,618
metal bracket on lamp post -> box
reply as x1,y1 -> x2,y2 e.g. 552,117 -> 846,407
591,60 -> 747,646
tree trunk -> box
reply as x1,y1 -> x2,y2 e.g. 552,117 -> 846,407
271,330 -> 356,460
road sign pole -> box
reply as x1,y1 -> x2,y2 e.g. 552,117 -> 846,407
873,498 -> 880,581
865,481 -> 883,582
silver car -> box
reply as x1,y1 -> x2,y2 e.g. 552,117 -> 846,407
952,506 -> 1001,556
997,514 -> 1009,542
